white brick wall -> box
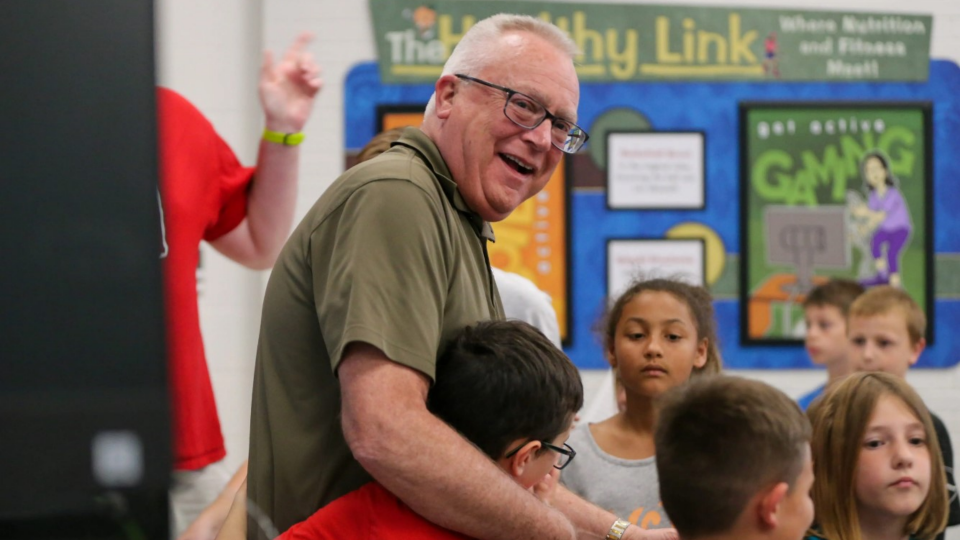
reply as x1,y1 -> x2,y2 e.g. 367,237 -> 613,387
156,2 -> 960,533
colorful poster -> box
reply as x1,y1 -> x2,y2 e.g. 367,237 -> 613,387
739,102 -> 932,344
369,0 -> 932,84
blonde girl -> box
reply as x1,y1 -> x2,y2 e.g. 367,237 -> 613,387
807,372 -> 948,540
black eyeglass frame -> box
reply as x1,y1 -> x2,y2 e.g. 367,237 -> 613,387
454,73 -> 589,154
503,440 -> 577,470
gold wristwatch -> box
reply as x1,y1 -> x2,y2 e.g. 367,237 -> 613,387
606,519 -> 631,540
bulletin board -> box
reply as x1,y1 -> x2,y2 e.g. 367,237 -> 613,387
343,59 -> 960,369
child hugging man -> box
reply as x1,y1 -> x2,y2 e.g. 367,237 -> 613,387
847,286 -> 960,538
218,320 -> 584,540
798,279 -> 865,410
655,376 -> 815,540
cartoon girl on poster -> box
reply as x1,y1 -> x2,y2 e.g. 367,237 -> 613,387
851,150 -> 913,288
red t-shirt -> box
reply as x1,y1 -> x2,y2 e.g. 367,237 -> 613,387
157,88 -> 254,470
278,482 -> 473,540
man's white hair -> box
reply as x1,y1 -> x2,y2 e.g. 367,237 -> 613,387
424,13 -> 578,116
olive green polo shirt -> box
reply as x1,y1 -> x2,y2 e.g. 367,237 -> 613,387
248,127 -> 504,537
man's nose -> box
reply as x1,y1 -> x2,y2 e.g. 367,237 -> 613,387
521,119 -> 553,151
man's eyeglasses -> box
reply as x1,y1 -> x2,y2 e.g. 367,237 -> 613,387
504,441 -> 577,470
455,74 -> 589,154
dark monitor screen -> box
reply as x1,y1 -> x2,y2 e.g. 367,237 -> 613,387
0,0 -> 170,527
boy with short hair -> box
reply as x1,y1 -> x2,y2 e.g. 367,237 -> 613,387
655,376 -> 815,540
847,285 -> 960,536
220,320 -> 584,540
798,279 -> 865,410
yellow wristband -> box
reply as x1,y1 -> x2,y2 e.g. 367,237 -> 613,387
606,519 -> 631,540
262,128 -> 305,146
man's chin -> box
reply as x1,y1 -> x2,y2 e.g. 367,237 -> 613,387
482,195 -> 527,222
484,209 -> 514,223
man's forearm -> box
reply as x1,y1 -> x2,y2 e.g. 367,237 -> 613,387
551,486 -> 677,540
353,401 -> 575,540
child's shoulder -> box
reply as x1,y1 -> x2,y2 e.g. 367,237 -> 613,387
797,384 -> 826,411
571,418 -> 621,449
569,421 -> 597,447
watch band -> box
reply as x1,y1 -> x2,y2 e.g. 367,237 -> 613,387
262,128 -> 305,146
606,519 -> 631,540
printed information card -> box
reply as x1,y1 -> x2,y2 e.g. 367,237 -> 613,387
607,132 -> 705,209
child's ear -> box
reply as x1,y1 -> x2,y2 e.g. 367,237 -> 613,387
506,441 -> 542,478
908,337 -> 926,367
756,482 -> 789,530
606,346 -> 618,369
693,338 -> 709,369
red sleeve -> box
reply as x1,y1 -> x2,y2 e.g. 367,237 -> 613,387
204,129 -> 254,241
154,87 -> 254,242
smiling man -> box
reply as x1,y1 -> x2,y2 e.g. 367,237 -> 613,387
421,31 -> 583,222
247,13 -> 667,540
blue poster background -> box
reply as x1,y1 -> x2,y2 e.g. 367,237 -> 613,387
344,59 -> 960,369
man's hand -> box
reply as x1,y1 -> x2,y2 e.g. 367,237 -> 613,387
530,468 -> 560,504
259,32 -> 323,133
623,525 -> 679,540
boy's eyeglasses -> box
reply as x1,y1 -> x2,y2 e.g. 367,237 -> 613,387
504,441 -> 577,470
454,74 -> 589,154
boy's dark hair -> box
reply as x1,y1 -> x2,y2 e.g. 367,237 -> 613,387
427,320 -> 583,459
656,376 -> 811,539
802,279 -> 865,314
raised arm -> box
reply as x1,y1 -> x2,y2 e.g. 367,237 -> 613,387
338,342 -> 577,540
210,32 -> 322,269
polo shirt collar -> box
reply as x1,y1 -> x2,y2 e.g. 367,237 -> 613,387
392,127 -> 496,242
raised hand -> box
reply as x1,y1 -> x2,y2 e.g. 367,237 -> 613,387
259,32 -> 323,133
531,467 -> 561,504
624,525 -> 679,540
